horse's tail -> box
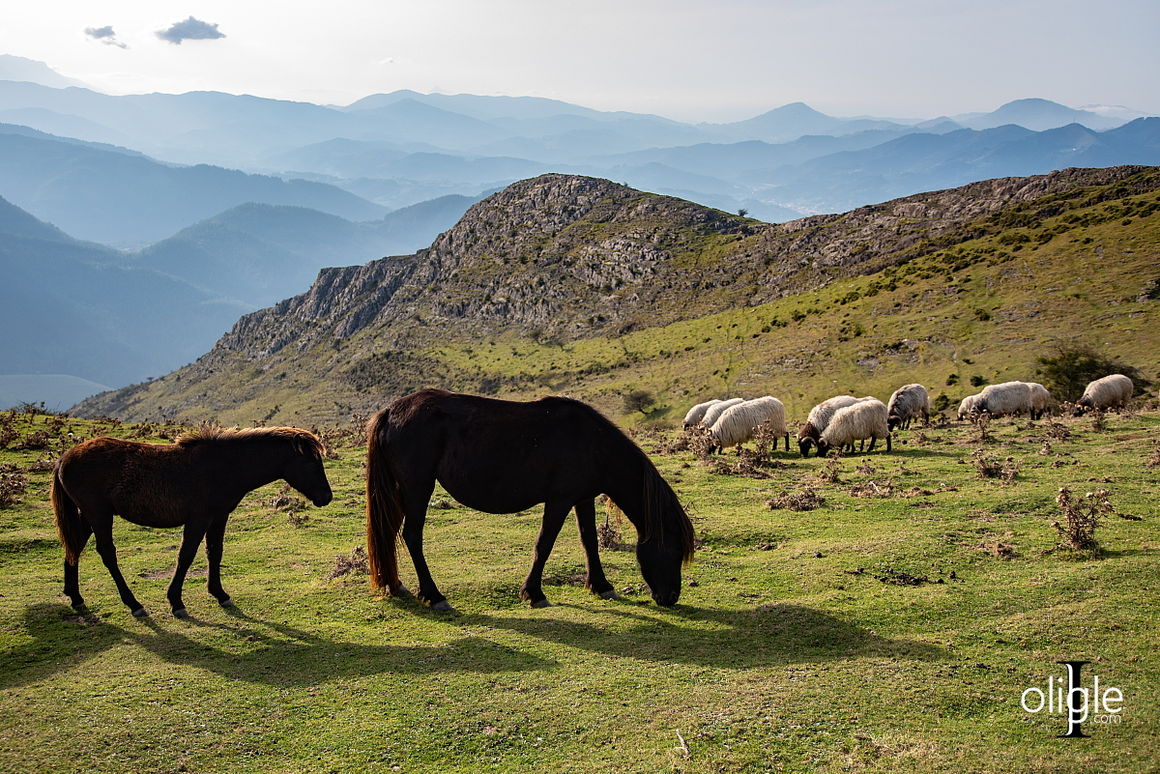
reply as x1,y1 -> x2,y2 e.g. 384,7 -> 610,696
365,410 -> 404,592
51,469 -> 86,565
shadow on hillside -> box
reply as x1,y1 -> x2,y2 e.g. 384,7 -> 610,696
454,601 -> 943,669
3,602 -> 553,690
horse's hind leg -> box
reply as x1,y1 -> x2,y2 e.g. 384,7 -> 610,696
168,519 -> 210,618
399,487 -> 448,610
88,510 -> 147,617
63,521 -> 93,611
520,500 -> 571,608
575,499 -> 617,600
204,515 -> 232,607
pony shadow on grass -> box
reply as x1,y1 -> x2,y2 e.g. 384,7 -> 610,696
3,602 -> 553,691
455,601 -> 943,669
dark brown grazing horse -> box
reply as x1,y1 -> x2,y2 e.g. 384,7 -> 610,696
365,389 -> 695,610
52,426 -> 332,618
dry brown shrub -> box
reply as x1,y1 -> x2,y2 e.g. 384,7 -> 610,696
1089,408 -> 1107,432
814,455 -> 842,484
329,546 -> 369,579
1146,442 -> 1160,469
849,479 -> 895,498
766,487 -> 826,511
978,533 -> 1018,560
706,447 -> 784,479
24,455 -> 58,473
1052,487 -> 1113,552
0,467 -> 27,508
1042,420 -> 1072,441
972,449 -> 1020,483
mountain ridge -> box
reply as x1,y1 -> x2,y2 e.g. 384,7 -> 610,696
73,166 -> 1160,424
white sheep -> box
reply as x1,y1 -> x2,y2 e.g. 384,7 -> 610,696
683,399 -> 722,428
957,393 -> 982,420
699,397 -> 745,428
886,384 -> 930,431
815,398 -> 891,456
797,395 -> 862,456
1025,382 -> 1053,419
976,381 -> 1033,418
708,396 -> 789,452
1077,374 -> 1133,412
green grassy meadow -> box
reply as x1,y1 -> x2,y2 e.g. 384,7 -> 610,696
1,408 -> 1157,772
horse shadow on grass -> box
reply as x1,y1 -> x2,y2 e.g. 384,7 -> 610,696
453,600 -> 943,669
3,602 -> 554,690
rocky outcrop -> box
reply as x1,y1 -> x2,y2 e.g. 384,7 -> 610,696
74,166 -> 1160,422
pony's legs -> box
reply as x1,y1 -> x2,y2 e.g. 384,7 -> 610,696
204,515 -> 232,606
88,510 -> 147,616
519,500 -> 571,608
168,519 -> 210,618
574,499 -> 617,599
62,521 -> 93,611
399,486 -> 447,609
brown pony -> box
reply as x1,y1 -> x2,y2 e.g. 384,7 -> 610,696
365,389 -> 695,610
52,426 -> 332,618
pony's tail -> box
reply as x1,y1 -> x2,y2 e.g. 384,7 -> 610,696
51,470 -> 86,565
365,411 -> 404,593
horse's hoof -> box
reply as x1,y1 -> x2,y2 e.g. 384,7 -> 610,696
598,589 -> 621,600
131,607 -> 149,618
390,585 -> 412,598
530,599 -> 552,609
430,600 -> 453,612
218,597 -> 235,608
172,608 -> 189,619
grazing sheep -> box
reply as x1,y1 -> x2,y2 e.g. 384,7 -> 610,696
699,397 -> 745,428
708,396 -> 789,452
976,381 -> 1034,418
1077,374 -> 1134,412
814,398 -> 891,457
1025,382 -> 1053,419
957,393 -> 982,420
886,384 -> 931,431
683,399 -> 722,428
797,395 -> 862,456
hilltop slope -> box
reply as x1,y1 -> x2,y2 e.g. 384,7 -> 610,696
74,168 -> 1160,424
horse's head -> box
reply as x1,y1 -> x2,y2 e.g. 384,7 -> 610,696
283,434 -> 333,507
632,477 -> 695,607
636,534 -> 686,607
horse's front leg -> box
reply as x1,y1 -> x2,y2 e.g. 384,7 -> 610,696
204,515 -> 233,607
520,500 -> 571,608
575,499 -> 617,600
168,518 -> 210,618
88,510 -> 147,616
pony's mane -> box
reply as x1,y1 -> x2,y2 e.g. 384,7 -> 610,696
566,399 -> 695,564
177,425 -> 325,456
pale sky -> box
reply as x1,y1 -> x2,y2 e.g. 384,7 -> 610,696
1,0 -> 1156,122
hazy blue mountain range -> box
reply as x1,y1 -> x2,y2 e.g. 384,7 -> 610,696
0,186 -> 477,407
0,195 -> 250,403
0,125 -> 386,247
1,66 -> 1153,222
134,194 -> 479,306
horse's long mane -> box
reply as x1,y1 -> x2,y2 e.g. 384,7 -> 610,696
176,424 -> 325,456
570,400 -> 695,564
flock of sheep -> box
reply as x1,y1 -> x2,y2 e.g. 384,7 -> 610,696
683,373 -> 1135,458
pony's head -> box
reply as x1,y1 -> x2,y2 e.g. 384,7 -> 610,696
632,470 -> 695,607
280,430 -> 333,507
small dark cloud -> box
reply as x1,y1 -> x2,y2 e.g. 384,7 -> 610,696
85,26 -> 128,49
156,17 -> 226,45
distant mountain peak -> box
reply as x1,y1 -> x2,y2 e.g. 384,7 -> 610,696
0,55 -> 90,90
